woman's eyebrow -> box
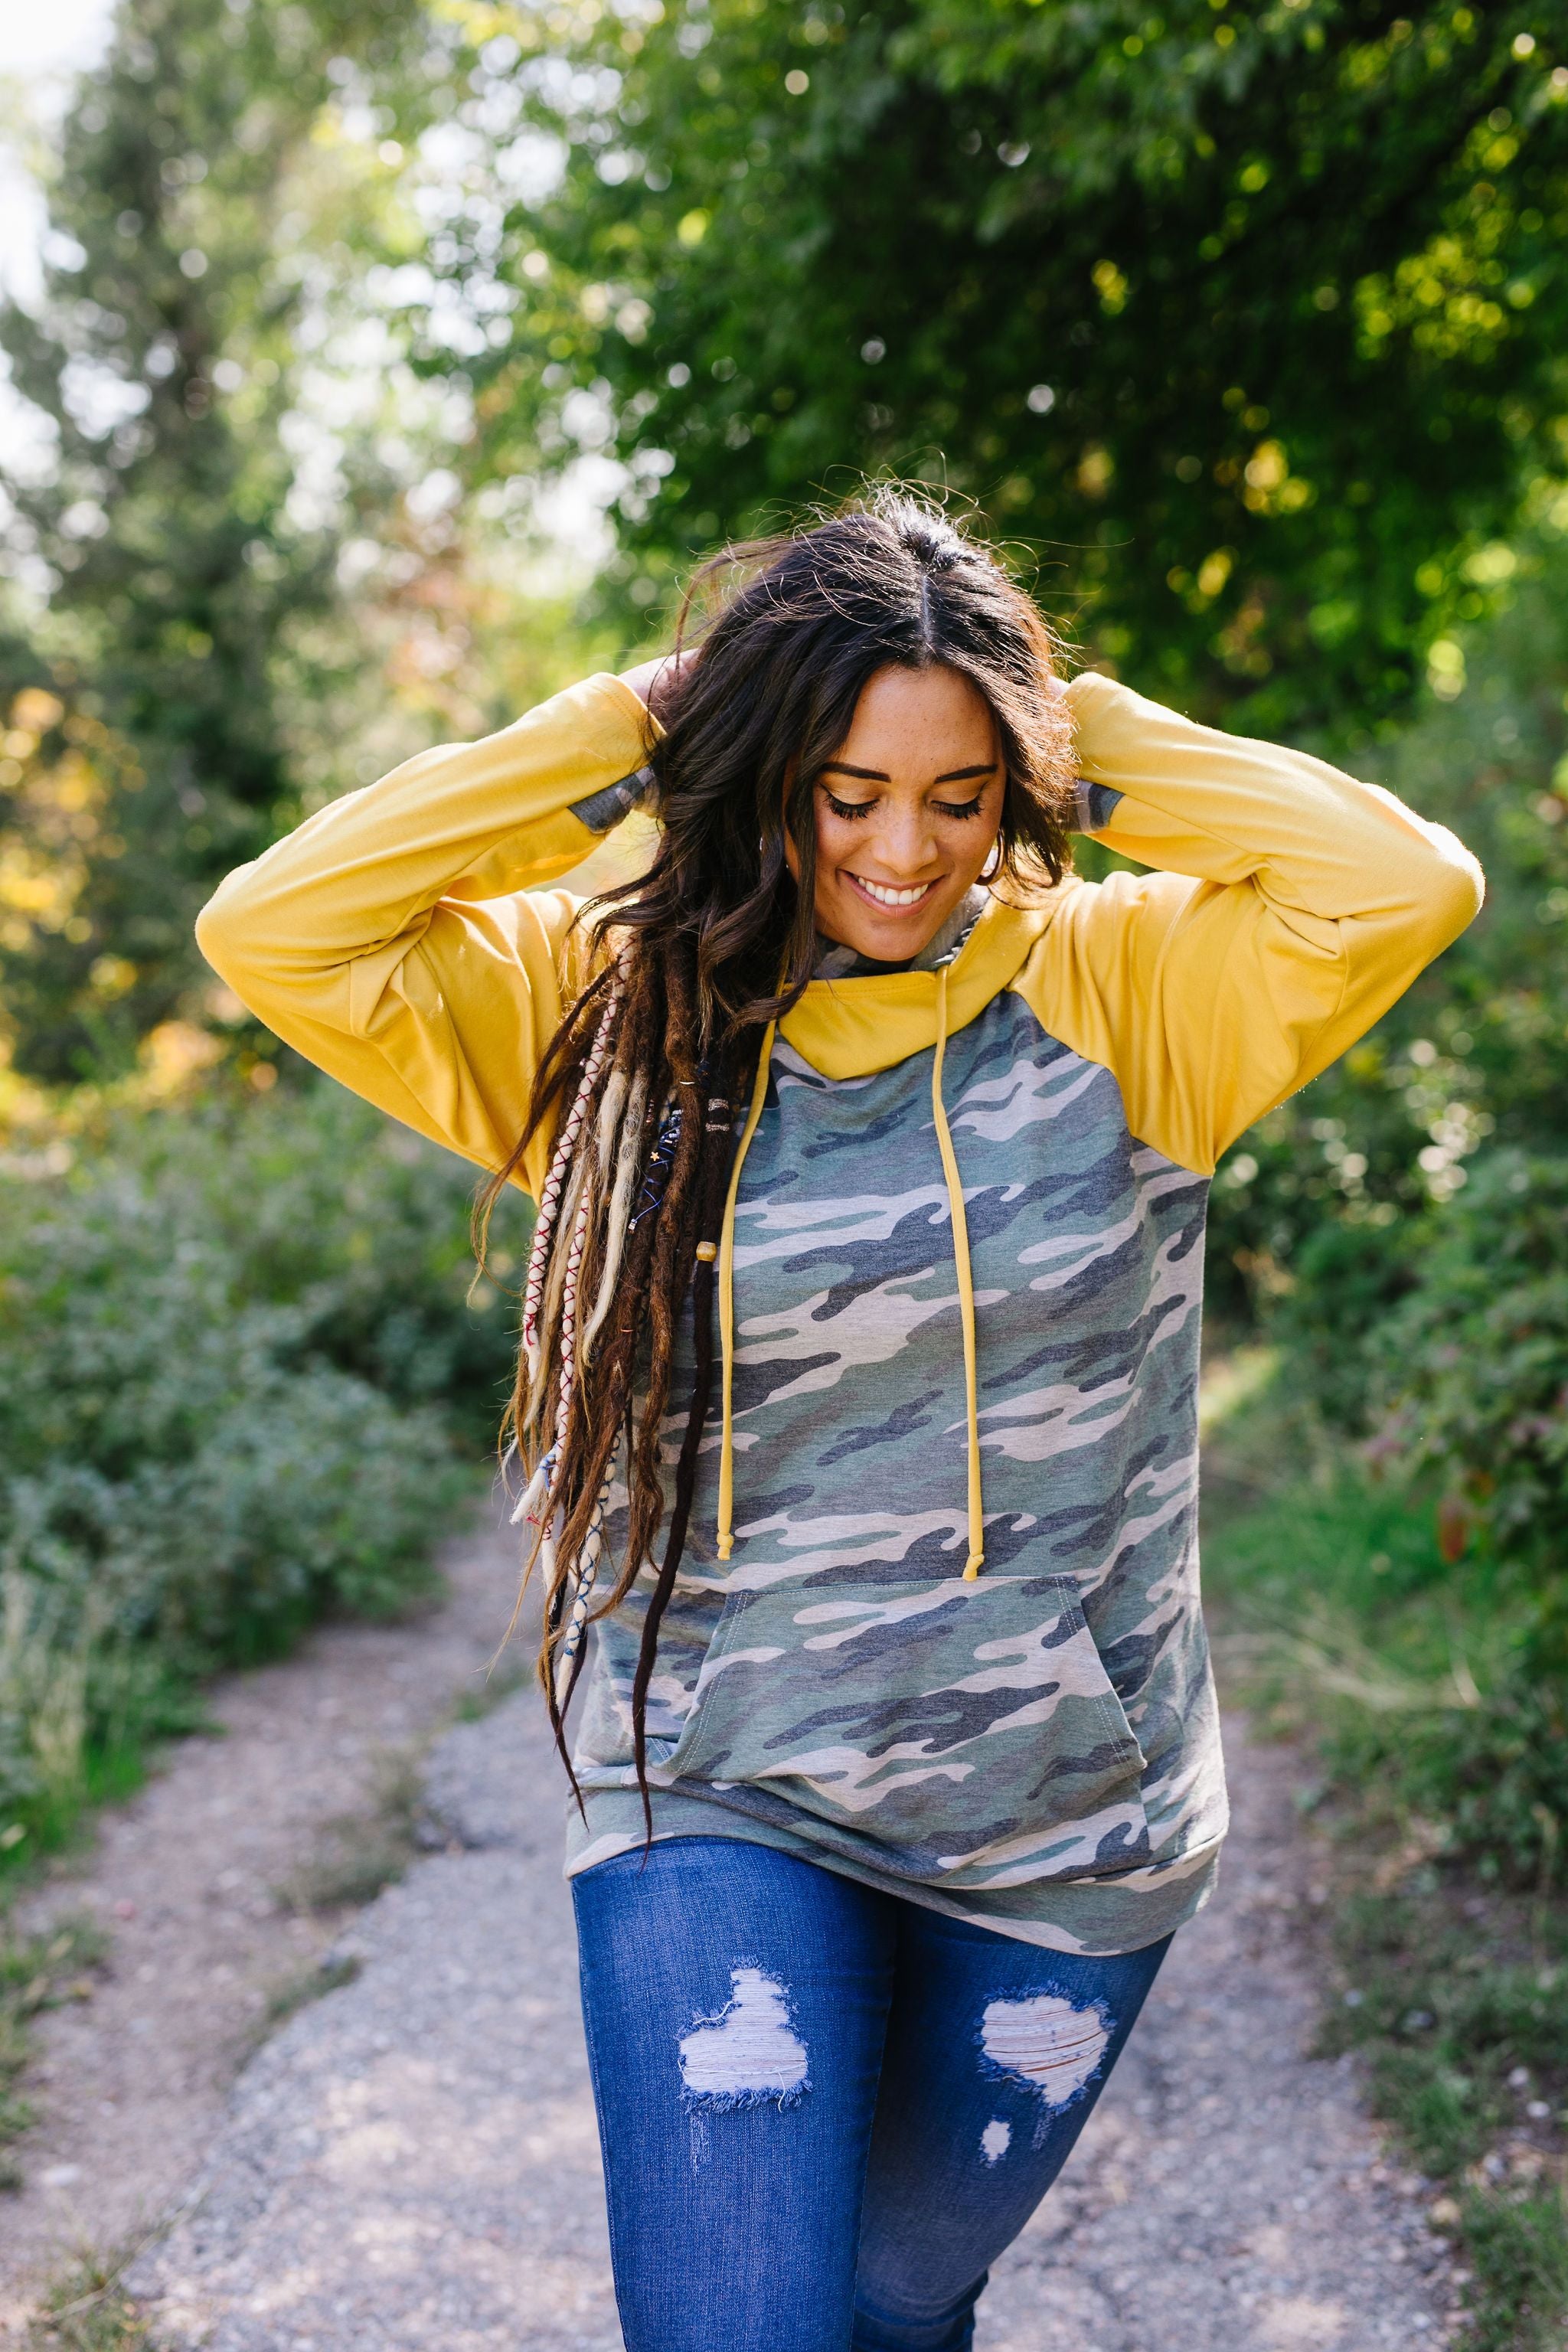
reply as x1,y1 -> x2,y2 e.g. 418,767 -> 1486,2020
818,760 -> 999,784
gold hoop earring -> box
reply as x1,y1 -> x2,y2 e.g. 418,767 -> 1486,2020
979,837 -> 1002,884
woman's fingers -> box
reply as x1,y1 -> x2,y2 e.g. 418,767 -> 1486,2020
619,646 -> 696,724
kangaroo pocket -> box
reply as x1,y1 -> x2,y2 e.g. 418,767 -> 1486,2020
658,1571 -> 1151,1892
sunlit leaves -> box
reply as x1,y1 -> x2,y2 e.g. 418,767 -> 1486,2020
0,0 -> 439,1080
436,0 -> 1568,730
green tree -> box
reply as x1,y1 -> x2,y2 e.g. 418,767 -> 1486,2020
441,0 -> 1567,730
0,0 -> 426,1081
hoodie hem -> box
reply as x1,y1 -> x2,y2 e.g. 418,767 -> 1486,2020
563,1785 -> 1221,1958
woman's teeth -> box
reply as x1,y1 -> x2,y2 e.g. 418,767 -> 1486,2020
851,875 -> 935,909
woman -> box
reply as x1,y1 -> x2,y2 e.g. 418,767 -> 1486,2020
198,493 -> 1481,2352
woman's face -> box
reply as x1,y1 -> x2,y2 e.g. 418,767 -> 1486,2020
786,662 -> 1005,963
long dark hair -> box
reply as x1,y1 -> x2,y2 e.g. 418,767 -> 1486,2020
476,488 -> 1076,1824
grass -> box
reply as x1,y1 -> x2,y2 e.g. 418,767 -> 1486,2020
24,2246 -> 159,2350
1460,2194 -> 1568,2352
0,1691 -> 218,1905
276,1658 -> 532,1919
0,1915 -> 109,2189
1202,1361 -> 1568,2351
254,1952 -> 363,2047
449,1655 -> 529,1724
1314,1888 -> 1568,2350
276,1746 -> 427,1916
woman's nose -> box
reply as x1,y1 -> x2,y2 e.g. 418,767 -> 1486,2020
874,807 -> 939,876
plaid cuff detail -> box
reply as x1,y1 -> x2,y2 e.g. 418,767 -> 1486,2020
570,763 -> 657,835
1073,778 -> 1125,835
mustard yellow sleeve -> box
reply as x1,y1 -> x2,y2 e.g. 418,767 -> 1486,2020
195,671 -> 656,1194
1014,671 -> 1485,1174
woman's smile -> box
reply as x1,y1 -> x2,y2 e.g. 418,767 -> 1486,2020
842,871 -> 941,913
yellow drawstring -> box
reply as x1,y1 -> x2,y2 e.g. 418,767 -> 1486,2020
933,965 -> 986,1578
715,1018 -> 776,1561
713,986 -> 985,1579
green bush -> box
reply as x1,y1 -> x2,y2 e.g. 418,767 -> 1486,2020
1325,1675 -> 1568,1889
1368,1151 -> 1568,1674
0,1080 -> 522,1850
1370,1153 -> 1568,1536
1204,528 -> 1568,1824
1203,1389 -> 1566,1883
1207,520 -> 1568,1346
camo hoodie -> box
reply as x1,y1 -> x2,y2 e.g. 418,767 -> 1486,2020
197,669 -> 1482,1954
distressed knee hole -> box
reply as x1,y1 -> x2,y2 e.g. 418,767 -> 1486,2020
678,1967 -> 809,2111
978,1991 -> 1111,2112
980,2118 -> 1011,2164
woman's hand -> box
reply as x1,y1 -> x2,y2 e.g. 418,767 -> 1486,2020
619,646 -> 695,728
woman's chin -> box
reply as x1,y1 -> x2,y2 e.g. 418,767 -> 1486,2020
825,916 -> 940,962
818,884 -> 961,963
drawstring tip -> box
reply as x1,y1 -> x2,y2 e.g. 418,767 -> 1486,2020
717,1533 -> 733,1561
962,1554 -> 983,1581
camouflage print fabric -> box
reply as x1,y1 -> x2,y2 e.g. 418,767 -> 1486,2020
565,983 -> 1227,1957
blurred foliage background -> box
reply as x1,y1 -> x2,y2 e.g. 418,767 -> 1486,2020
0,0 -> 1566,2316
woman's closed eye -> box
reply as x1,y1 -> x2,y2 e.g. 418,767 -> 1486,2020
823,789 -> 988,823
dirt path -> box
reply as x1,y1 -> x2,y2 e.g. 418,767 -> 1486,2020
3,1510 -> 1464,2347
0,1503 -> 519,2330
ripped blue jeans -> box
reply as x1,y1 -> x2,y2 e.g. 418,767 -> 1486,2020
573,1835 -> 1170,2352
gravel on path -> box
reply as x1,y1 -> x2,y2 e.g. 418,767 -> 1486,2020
0,1504 -> 523,2327
128,1598 -> 1463,2352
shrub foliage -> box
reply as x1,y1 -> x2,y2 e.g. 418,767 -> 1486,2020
0,1083 -> 518,1850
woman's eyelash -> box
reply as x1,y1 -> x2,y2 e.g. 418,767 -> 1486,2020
822,792 -> 987,822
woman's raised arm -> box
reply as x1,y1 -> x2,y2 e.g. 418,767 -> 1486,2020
195,671 -> 658,1194
1018,671 -> 1485,1176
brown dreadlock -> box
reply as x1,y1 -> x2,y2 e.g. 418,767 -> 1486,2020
475,488 -> 1078,1831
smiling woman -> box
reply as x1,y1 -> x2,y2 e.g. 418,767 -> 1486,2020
194,485 -> 1483,2352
